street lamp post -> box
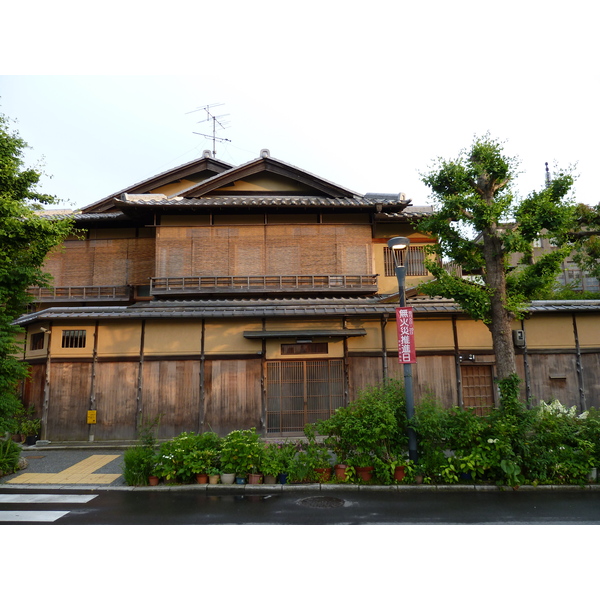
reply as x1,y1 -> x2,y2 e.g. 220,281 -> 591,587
387,237 -> 418,463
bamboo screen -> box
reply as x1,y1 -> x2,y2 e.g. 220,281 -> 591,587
42,237 -> 155,287
156,224 -> 372,277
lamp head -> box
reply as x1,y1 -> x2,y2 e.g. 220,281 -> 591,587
387,236 -> 411,250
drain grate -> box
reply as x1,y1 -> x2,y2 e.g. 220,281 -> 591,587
297,496 -> 346,509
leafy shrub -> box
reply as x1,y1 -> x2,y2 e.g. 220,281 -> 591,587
0,438 -> 21,475
315,379 -> 407,465
122,445 -> 155,486
219,428 -> 263,476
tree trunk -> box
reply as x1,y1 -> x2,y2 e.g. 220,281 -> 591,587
482,228 -> 518,381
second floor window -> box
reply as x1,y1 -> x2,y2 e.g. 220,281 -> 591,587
384,246 -> 428,277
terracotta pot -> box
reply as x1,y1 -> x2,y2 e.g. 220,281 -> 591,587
334,464 -> 348,481
220,473 -> 235,484
209,474 -> 220,485
248,473 -> 263,484
355,466 -> 374,481
263,475 -> 277,484
393,465 -> 406,482
148,475 -> 159,486
315,467 -> 332,482
195,473 -> 208,484
414,474 -> 424,485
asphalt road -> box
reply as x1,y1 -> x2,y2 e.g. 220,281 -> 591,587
3,488 -> 600,524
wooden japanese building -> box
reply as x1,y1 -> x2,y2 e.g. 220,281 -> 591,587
16,150 -> 600,441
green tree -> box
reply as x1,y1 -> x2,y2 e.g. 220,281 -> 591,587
417,134 -> 576,382
0,113 -> 73,432
571,203 -> 600,281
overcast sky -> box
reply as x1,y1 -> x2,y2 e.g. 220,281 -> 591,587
1,1 -> 598,212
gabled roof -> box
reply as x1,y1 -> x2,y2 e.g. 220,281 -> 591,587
80,152 -> 233,214
175,150 -> 360,199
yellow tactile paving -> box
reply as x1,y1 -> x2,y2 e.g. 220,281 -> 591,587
9,454 -> 121,484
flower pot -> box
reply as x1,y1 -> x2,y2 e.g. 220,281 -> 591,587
355,466 -> 374,481
220,473 -> 235,484
235,476 -> 247,485
334,464 -> 348,481
195,473 -> 208,484
414,474 -> 424,485
315,467 -> 332,482
248,473 -> 263,484
264,474 -> 277,484
209,474 -> 220,485
148,475 -> 159,486
278,473 -> 288,484
25,435 -> 38,446
393,465 -> 406,482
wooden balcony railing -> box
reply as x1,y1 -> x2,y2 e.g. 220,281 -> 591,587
28,286 -> 131,302
150,274 -> 379,296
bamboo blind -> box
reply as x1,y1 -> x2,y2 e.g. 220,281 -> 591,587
156,224 -> 372,278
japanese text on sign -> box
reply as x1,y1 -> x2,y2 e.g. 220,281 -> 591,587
395,307 -> 416,364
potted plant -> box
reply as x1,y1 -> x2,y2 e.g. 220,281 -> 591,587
22,417 -> 41,446
184,449 -> 217,484
220,428 -> 263,484
261,442 -> 283,484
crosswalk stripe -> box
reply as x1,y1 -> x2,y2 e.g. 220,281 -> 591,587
0,494 -> 97,504
0,493 -> 98,522
0,511 -> 70,522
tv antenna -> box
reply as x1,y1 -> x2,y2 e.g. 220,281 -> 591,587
186,103 -> 231,157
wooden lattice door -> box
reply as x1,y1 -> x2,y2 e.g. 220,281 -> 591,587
461,364 -> 495,415
266,359 -> 345,434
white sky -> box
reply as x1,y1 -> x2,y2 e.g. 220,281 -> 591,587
1,0 -> 598,211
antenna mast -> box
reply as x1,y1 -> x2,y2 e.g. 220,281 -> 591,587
186,103 -> 231,157
545,162 -> 551,188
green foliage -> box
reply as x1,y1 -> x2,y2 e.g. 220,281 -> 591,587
412,384 -> 596,486
219,428 -> 263,476
314,379 -> 408,466
0,438 -> 21,475
122,444 -> 156,486
418,134 -> 576,379
0,113 -> 74,431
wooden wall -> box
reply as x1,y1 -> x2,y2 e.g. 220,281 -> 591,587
203,359 -> 262,436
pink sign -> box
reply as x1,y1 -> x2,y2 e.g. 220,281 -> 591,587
396,307 -> 416,364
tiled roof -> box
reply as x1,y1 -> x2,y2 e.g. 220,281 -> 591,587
17,297 -> 600,325
116,194 -> 411,211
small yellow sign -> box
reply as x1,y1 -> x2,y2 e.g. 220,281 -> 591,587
87,410 -> 97,424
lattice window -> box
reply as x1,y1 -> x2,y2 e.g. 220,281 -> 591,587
383,246 -> 428,277
61,330 -> 87,348
281,343 -> 328,355
266,359 -> 345,434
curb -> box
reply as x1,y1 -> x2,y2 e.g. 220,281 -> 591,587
3,482 -> 599,492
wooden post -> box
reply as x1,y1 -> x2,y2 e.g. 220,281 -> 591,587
135,320 -> 146,435
572,313 -> 587,413
41,322 -> 52,440
88,320 -> 99,442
